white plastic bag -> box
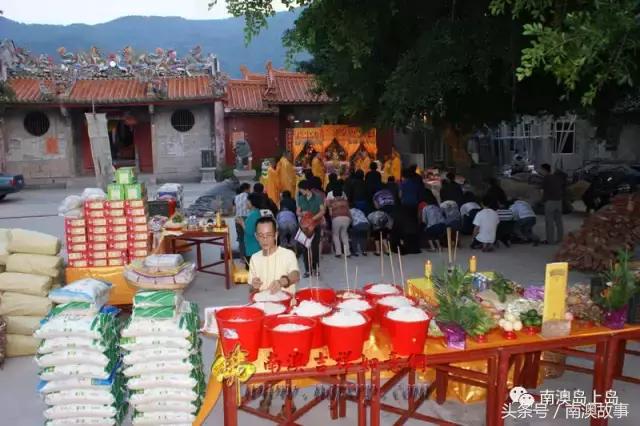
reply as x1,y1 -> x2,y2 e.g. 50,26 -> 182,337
132,411 -> 195,425
121,319 -> 190,339
48,278 -> 112,306
81,188 -> 107,201
123,348 -> 191,365
129,388 -> 198,405
35,316 -> 109,340
36,350 -> 112,368
127,374 -> 197,390
38,336 -> 113,355
46,418 -> 116,426
44,404 -> 116,420
58,196 -> 84,216
143,254 -> 184,269
40,364 -> 112,381
133,400 -> 197,414
45,389 -> 116,406
124,360 -> 193,377
120,336 -> 192,352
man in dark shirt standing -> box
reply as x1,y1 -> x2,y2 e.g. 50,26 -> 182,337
540,163 -> 564,244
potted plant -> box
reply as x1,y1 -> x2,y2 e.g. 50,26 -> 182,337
435,268 -> 495,346
596,251 -> 638,329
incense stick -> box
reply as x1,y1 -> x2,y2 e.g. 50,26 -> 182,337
387,241 -> 396,285
379,231 -> 384,281
453,231 -> 459,264
354,266 -> 358,290
447,227 -> 453,265
344,244 -> 350,293
397,248 -> 406,295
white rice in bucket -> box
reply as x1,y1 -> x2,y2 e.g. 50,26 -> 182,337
387,306 -> 429,322
292,300 -> 332,317
272,323 -> 311,332
253,290 -> 290,302
378,295 -> 414,308
339,291 -> 363,299
250,302 -> 287,316
336,299 -> 372,312
322,310 -> 366,327
366,283 -> 400,295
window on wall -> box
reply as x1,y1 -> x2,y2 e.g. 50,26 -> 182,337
553,120 -> 576,154
24,111 -> 50,136
171,109 -> 195,132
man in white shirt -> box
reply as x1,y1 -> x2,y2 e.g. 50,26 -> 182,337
510,199 -> 539,245
471,200 -> 500,252
248,216 -> 300,294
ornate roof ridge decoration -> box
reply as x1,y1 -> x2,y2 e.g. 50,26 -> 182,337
0,39 -> 225,80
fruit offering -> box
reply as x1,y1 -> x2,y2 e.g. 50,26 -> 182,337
520,309 -> 542,334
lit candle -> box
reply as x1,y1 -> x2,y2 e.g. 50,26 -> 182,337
425,260 -> 432,278
216,211 -> 222,227
469,256 -> 477,273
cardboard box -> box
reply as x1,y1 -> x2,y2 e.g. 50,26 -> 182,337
65,227 -> 86,236
125,183 -> 146,200
68,243 -> 88,252
130,248 -> 149,258
86,209 -> 106,219
86,217 -> 108,227
128,240 -> 149,250
129,256 -> 147,263
129,224 -> 149,233
68,251 -> 87,261
87,234 -> 108,243
66,235 -> 87,244
108,233 -> 128,243
127,216 -> 148,225
105,200 -> 126,210
87,251 -> 108,260
125,207 -> 147,217
87,242 -> 108,252
106,250 -> 125,259
107,217 -> 128,226
128,232 -> 149,242
125,199 -> 146,208
107,209 -> 126,217
87,226 -> 108,235
107,184 -> 126,201
115,167 -> 136,185
68,259 -> 89,268
84,200 -> 106,210
107,225 -> 128,234
108,241 -> 129,251
108,258 -> 127,267
89,259 -> 109,267
64,218 -> 86,228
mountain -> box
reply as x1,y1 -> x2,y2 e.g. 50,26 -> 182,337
0,11 -> 304,77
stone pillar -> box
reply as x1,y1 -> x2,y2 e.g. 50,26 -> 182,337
214,100 -> 225,166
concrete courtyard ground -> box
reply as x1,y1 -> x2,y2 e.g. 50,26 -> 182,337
0,184 -> 638,425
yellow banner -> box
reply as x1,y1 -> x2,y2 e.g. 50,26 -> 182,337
292,125 -> 377,161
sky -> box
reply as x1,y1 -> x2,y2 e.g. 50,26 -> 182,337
1,0 -> 288,25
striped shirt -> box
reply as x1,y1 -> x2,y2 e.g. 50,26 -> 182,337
496,209 -> 514,222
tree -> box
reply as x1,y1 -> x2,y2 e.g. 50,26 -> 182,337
489,0 -> 640,106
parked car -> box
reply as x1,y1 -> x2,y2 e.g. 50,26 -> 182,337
0,174 -> 25,200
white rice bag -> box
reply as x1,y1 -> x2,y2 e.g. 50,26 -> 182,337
46,418 -> 115,426
123,347 -> 191,365
134,400 -> 197,414
48,278 -> 111,306
36,350 -> 113,368
38,377 -> 112,394
120,336 -> 192,352
132,411 -> 195,425
40,364 -> 112,381
129,388 -> 198,405
44,404 -> 116,420
143,254 -> 184,269
45,389 -> 116,406
127,374 -> 197,390
121,318 -> 190,339
35,315 -> 109,340
124,360 -> 194,377
81,188 -> 107,201
38,337 -> 113,355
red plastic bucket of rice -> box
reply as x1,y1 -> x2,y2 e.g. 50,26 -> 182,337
295,287 -> 337,305
215,306 -> 265,362
250,290 -> 292,307
362,283 -> 403,305
321,311 -> 371,362
291,302 -> 333,348
386,307 -> 430,356
336,289 -> 367,302
265,315 -> 317,367
376,295 -> 418,328
334,299 -> 375,334
249,302 -> 289,348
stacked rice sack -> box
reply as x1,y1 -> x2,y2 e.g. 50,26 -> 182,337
121,255 -> 204,425
35,278 -> 127,426
0,229 -> 62,357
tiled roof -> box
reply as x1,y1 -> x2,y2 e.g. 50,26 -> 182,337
7,78 -> 57,103
226,79 -> 275,113
6,76 -> 218,104
268,72 -> 332,104
68,79 -> 147,103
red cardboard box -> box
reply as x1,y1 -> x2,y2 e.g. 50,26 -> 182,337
108,233 -> 128,243
128,232 -> 148,242
125,200 -> 146,208
107,209 -> 126,217
68,243 -> 88,253
65,227 -> 86,236
66,234 -> 87,244
87,251 -> 108,260
89,259 -> 109,267
125,207 -> 147,217
107,217 -> 128,226
64,218 -> 86,228
129,224 -> 149,233
108,225 -> 128,234
86,209 -> 106,219
84,200 -> 106,210
130,248 -> 149,258
108,241 -> 129,251
87,226 -> 108,235
86,217 -> 108,227
68,259 -> 89,268
106,250 -> 125,259
105,200 -> 126,210
87,242 -> 108,252
87,234 -> 108,243
126,216 -> 147,225
128,240 -> 149,250
108,258 -> 127,267
67,251 -> 87,261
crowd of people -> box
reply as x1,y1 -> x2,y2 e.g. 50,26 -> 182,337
234,151 -> 567,278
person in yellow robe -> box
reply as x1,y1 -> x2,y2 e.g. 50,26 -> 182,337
390,149 -> 402,181
276,152 -> 297,197
355,151 -> 370,174
382,155 -> 393,183
311,152 -> 326,189
265,159 -> 281,207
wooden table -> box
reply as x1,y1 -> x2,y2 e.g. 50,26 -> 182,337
160,230 -> 232,289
